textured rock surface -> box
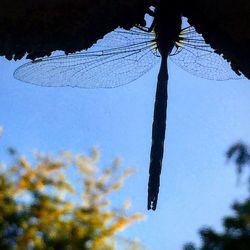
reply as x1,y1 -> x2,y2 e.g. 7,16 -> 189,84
182,0 -> 250,78
0,0 -> 249,78
0,0 -> 149,60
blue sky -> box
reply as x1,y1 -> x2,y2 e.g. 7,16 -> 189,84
0,46 -> 250,249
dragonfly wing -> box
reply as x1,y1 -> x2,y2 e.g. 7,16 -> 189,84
170,27 -> 244,81
14,28 -> 160,88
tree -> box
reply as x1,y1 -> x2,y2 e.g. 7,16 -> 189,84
183,143 -> 250,250
0,147 -> 144,250
226,142 -> 250,186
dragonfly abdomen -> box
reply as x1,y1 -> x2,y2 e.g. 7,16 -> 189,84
148,55 -> 168,210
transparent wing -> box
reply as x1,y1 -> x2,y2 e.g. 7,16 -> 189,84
14,28 -> 160,88
170,27 -> 244,81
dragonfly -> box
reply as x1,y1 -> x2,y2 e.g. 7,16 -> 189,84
14,1 -> 244,210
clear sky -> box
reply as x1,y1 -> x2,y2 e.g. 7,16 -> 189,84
0,44 -> 250,249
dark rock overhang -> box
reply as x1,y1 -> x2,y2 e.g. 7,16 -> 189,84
0,0 -> 249,79
182,0 -> 250,79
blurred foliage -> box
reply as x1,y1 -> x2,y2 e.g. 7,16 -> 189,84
0,146 -> 144,250
183,143 -> 250,250
226,142 -> 250,187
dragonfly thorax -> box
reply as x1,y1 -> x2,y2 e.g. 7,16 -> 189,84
153,2 -> 182,57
